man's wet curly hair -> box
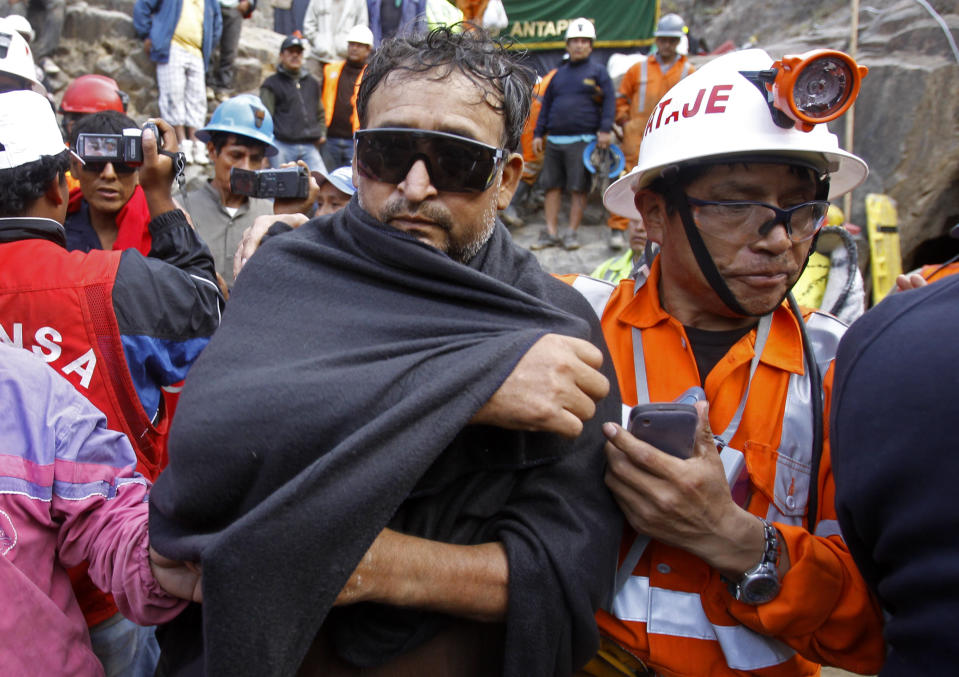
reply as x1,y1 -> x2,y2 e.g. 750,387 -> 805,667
355,25 -> 534,152
0,149 -> 70,217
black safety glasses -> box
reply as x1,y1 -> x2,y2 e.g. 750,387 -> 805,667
80,160 -> 137,176
354,127 -> 507,193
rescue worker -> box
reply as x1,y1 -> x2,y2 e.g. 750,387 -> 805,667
608,12 -> 695,249
532,18 -> 615,251
566,49 -> 886,676
319,23 -> 372,170
0,89 -> 221,677
589,216 -> 652,285
184,93 -> 279,285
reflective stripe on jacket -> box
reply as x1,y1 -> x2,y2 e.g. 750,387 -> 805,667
615,56 -> 694,166
322,60 -> 364,132
564,263 -> 885,676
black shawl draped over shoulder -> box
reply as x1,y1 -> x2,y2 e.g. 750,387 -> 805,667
149,199 -> 622,676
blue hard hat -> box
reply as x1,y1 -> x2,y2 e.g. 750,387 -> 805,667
583,140 -> 626,178
196,94 -> 278,156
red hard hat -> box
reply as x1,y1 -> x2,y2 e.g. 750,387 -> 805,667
59,74 -> 128,114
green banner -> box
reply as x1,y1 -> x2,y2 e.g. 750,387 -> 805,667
503,0 -> 658,50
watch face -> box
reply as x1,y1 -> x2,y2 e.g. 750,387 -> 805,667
742,574 -> 781,605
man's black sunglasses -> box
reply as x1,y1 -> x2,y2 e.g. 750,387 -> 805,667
354,128 -> 507,193
79,160 -> 137,176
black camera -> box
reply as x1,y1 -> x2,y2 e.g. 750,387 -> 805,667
230,166 -> 309,199
75,121 -> 162,167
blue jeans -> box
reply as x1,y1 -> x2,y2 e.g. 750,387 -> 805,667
320,136 -> 355,173
89,613 -> 160,677
270,139 -> 326,172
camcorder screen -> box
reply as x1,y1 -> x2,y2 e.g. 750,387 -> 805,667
77,134 -> 123,161
230,167 -> 309,199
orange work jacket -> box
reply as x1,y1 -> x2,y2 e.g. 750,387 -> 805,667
616,55 -> 695,167
519,69 -> 557,184
563,264 -> 885,677
322,61 -> 364,133
920,261 -> 959,283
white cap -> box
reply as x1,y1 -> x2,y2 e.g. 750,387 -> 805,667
604,49 -> 868,219
313,165 -> 356,196
345,24 -> 374,47
0,18 -> 45,94
0,90 -> 67,169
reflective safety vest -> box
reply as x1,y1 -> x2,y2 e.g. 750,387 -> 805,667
321,60 -> 365,133
615,55 -> 694,166
563,263 -> 885,676
0,235 -> 171,627
520,68 -> 557,182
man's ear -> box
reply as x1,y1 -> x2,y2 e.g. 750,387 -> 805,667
45,173 -> 67,207
635,190 -> 668,245
495,152 -> 524,211
69,156 -> 82,178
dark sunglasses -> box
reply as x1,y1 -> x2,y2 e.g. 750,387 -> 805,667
354,127 -> 507,193
80,160 -> 137,176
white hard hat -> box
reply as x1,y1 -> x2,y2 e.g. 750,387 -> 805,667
0,19 -> 44,94
604,49 -> 868,220
0,90 -> 67,169
565,18 -> 596,41
345,24 -> 374,47
3,14 -> 34,42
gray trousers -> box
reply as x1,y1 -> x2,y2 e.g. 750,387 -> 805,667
0,0 -> 64,61
211,5 -> 243,91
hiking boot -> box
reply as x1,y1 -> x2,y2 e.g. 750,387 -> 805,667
609,229 -> 626,250
530,229 -> 559,250
562,230 -> 580,251
500,206 -> 524,229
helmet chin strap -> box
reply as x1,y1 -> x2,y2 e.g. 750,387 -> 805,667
666,182 -> 758,317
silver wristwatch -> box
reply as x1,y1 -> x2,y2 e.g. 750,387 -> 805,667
730,517 -> 782,605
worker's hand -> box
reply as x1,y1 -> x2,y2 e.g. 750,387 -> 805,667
532,136 -> 544,156
603,402 -> 785,578
596,131 -> 612,149
143,38 -> 152,55
233,212 -> 309,279
149,546 -> 203,603
895,272 -> 928,293
273,160 -> 320,216
138,118 -> 179,217
471,333 -> 610,438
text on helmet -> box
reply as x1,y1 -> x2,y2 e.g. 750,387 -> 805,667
645,84 -> 734,136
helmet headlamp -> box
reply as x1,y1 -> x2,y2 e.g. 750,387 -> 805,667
743,49 -> 868,133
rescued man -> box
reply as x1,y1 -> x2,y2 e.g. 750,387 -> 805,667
148,26 -> 622,677
567,49 -> 886,676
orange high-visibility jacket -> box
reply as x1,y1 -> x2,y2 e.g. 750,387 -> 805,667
520,68 -> 557,183
322,61 -> 365,133
616,55 -> 695,167
563,264 -> 885,676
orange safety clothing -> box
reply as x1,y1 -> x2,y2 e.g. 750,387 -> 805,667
456,0 -> 489,23
321,60 -> 365,133
609,56 -> 695,231
562,262 -> 885,676
520,68 -> 556,185
920,261 -> 959,283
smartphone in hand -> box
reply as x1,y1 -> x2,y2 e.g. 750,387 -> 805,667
626,387 -> 704,459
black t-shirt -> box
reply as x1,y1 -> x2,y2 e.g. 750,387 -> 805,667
684,324 -> 755,385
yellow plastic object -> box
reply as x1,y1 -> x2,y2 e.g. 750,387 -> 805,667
865,193 -> 902,304
792,251 -> 830,309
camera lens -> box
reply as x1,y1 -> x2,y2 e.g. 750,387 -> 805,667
793,56 -> 853,119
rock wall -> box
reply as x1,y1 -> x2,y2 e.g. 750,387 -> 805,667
50,0 -> 959,266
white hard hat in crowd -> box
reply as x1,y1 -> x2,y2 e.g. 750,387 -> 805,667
3,14 -> 34,42
565,18 -> 596,42
0,90 -> 68,169
654,13 -> 687,39
604,49 -> 868,220
345,24 -> 374,47
0,19 -> 45,94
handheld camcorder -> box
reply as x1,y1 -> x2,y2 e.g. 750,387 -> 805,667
230,166 -> 310,199
75,121 -> 162,167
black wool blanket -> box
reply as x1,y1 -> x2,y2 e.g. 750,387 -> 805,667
149,199 -> 622,676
